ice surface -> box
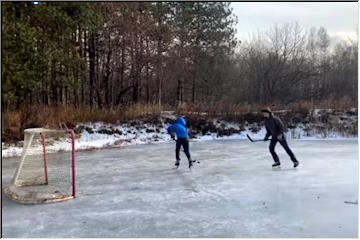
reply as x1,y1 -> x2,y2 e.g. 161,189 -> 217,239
2,139 -> 358,237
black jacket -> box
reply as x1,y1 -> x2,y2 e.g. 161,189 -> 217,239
264,115 -> 285,139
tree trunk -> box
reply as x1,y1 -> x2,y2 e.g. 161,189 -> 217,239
104,35 -> 112,107
131,33 -> 139,103
79,25 -> 84,106
88,33 -> 95,107
156,39 -> 162,106
119,37 -> 125,105
95,39 -> 102,108
156,2 -> 162,106
145,38 -> 150,104
65,86 -> 68,105
59,64 -> 63,104
51,59 -> 58,104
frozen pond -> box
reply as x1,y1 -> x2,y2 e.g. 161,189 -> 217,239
2,139 -> 358,237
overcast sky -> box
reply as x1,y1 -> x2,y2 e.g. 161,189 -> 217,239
231,2 -> 358,44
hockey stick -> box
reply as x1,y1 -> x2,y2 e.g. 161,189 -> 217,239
246,134 -> 271,142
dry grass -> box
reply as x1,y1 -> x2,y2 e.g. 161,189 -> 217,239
2,98 -> 357,143
2,104 -> 162,143
176,98 -> 357,119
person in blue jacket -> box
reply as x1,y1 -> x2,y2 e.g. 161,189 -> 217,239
167,117 -> 193,168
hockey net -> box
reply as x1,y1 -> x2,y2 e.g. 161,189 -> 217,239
3,128 -> 75,204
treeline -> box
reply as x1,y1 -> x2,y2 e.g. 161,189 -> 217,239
2,2 -> 357,111
232,23 -> 358,105
2,2 -> 237,109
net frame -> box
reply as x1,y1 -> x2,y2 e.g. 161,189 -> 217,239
3,128 -> 76,204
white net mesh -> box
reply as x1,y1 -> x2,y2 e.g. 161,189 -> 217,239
4,128 -> 75,204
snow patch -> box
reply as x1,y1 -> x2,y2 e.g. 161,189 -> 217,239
2,111 -> 357,158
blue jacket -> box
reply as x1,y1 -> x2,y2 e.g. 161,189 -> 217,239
167,117 -> 189,139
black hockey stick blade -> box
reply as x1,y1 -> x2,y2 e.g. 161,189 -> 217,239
247,134 -> 268,142
246,134 -> 255,142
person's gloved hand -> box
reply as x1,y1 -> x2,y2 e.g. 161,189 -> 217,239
277,134 -> 284,141
170,133 -> 176,140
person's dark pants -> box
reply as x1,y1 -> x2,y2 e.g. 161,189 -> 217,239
269,137 -> 297,163
176,138 -> 191,161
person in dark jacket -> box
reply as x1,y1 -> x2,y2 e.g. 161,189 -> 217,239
261,107 -> 299,168
167,117 -> 193,168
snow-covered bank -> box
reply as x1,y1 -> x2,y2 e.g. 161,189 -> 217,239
2,110 -> 357,158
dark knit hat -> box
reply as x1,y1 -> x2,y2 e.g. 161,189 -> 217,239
261,107 -> 272,114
